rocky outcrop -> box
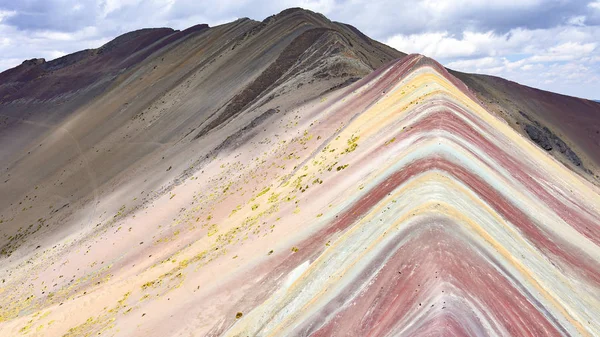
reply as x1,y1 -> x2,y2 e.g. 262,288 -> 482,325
452,70 -> 600,182
524,124 -> 553,150
0,9 -> 599,337
521,111 -> 584,167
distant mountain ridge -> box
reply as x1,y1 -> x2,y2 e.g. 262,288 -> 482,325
0,8 -> 600,336
1,9 -> 597,185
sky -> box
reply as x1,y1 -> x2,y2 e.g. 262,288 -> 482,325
0,0 -> 599,99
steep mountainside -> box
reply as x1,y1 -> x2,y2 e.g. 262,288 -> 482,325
0,7 -> 403,257
453,71 -> 600,183
0,8 -> 599,337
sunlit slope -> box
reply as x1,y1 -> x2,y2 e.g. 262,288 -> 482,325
452,69 -> 600,184
1,54 -> 599,337
220,54 -> 600,336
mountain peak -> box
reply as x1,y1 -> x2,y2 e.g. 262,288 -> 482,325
96,27 -> 175,55
0,7 -> 599,337
262,7 -> 329,25
21,58 -> 46,67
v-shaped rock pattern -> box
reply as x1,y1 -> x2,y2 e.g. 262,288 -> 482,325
2,54 -> 599,337
218,55 -> 600,337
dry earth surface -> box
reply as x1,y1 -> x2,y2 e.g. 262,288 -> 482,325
0,8 -> 599,337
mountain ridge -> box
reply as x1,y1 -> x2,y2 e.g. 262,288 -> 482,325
0,8 -> 599,337
1,8 -> 597,184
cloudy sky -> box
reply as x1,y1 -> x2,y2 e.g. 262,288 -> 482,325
1,0 -> 599,99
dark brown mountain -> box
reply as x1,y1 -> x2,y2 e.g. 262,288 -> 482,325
453,70 -> 600,180
0,8 -> 599,337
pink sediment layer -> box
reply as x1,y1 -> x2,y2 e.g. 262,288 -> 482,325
2,54 -> 599,337
217,55 -> 600,336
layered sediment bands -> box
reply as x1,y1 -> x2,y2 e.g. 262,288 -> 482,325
219,55 -> 600,336
1,29 -> 599,336
452,70 -> 600,179
194,28 -> 328,138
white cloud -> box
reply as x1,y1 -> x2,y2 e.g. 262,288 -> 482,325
0,57 -> 22,71
46,50 -> 67,59
567,15 -> 586,26
386,26 -> 600,61
101,0 -> 145,17
420,0 -> 544,14
529,42 -> 596,62
387,32 -> 478,59
0,22 -> 108,71
31,26 -> 99,41
1,0 -> 599,99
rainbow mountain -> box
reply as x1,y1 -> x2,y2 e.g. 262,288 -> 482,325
0,8 -> 599,337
